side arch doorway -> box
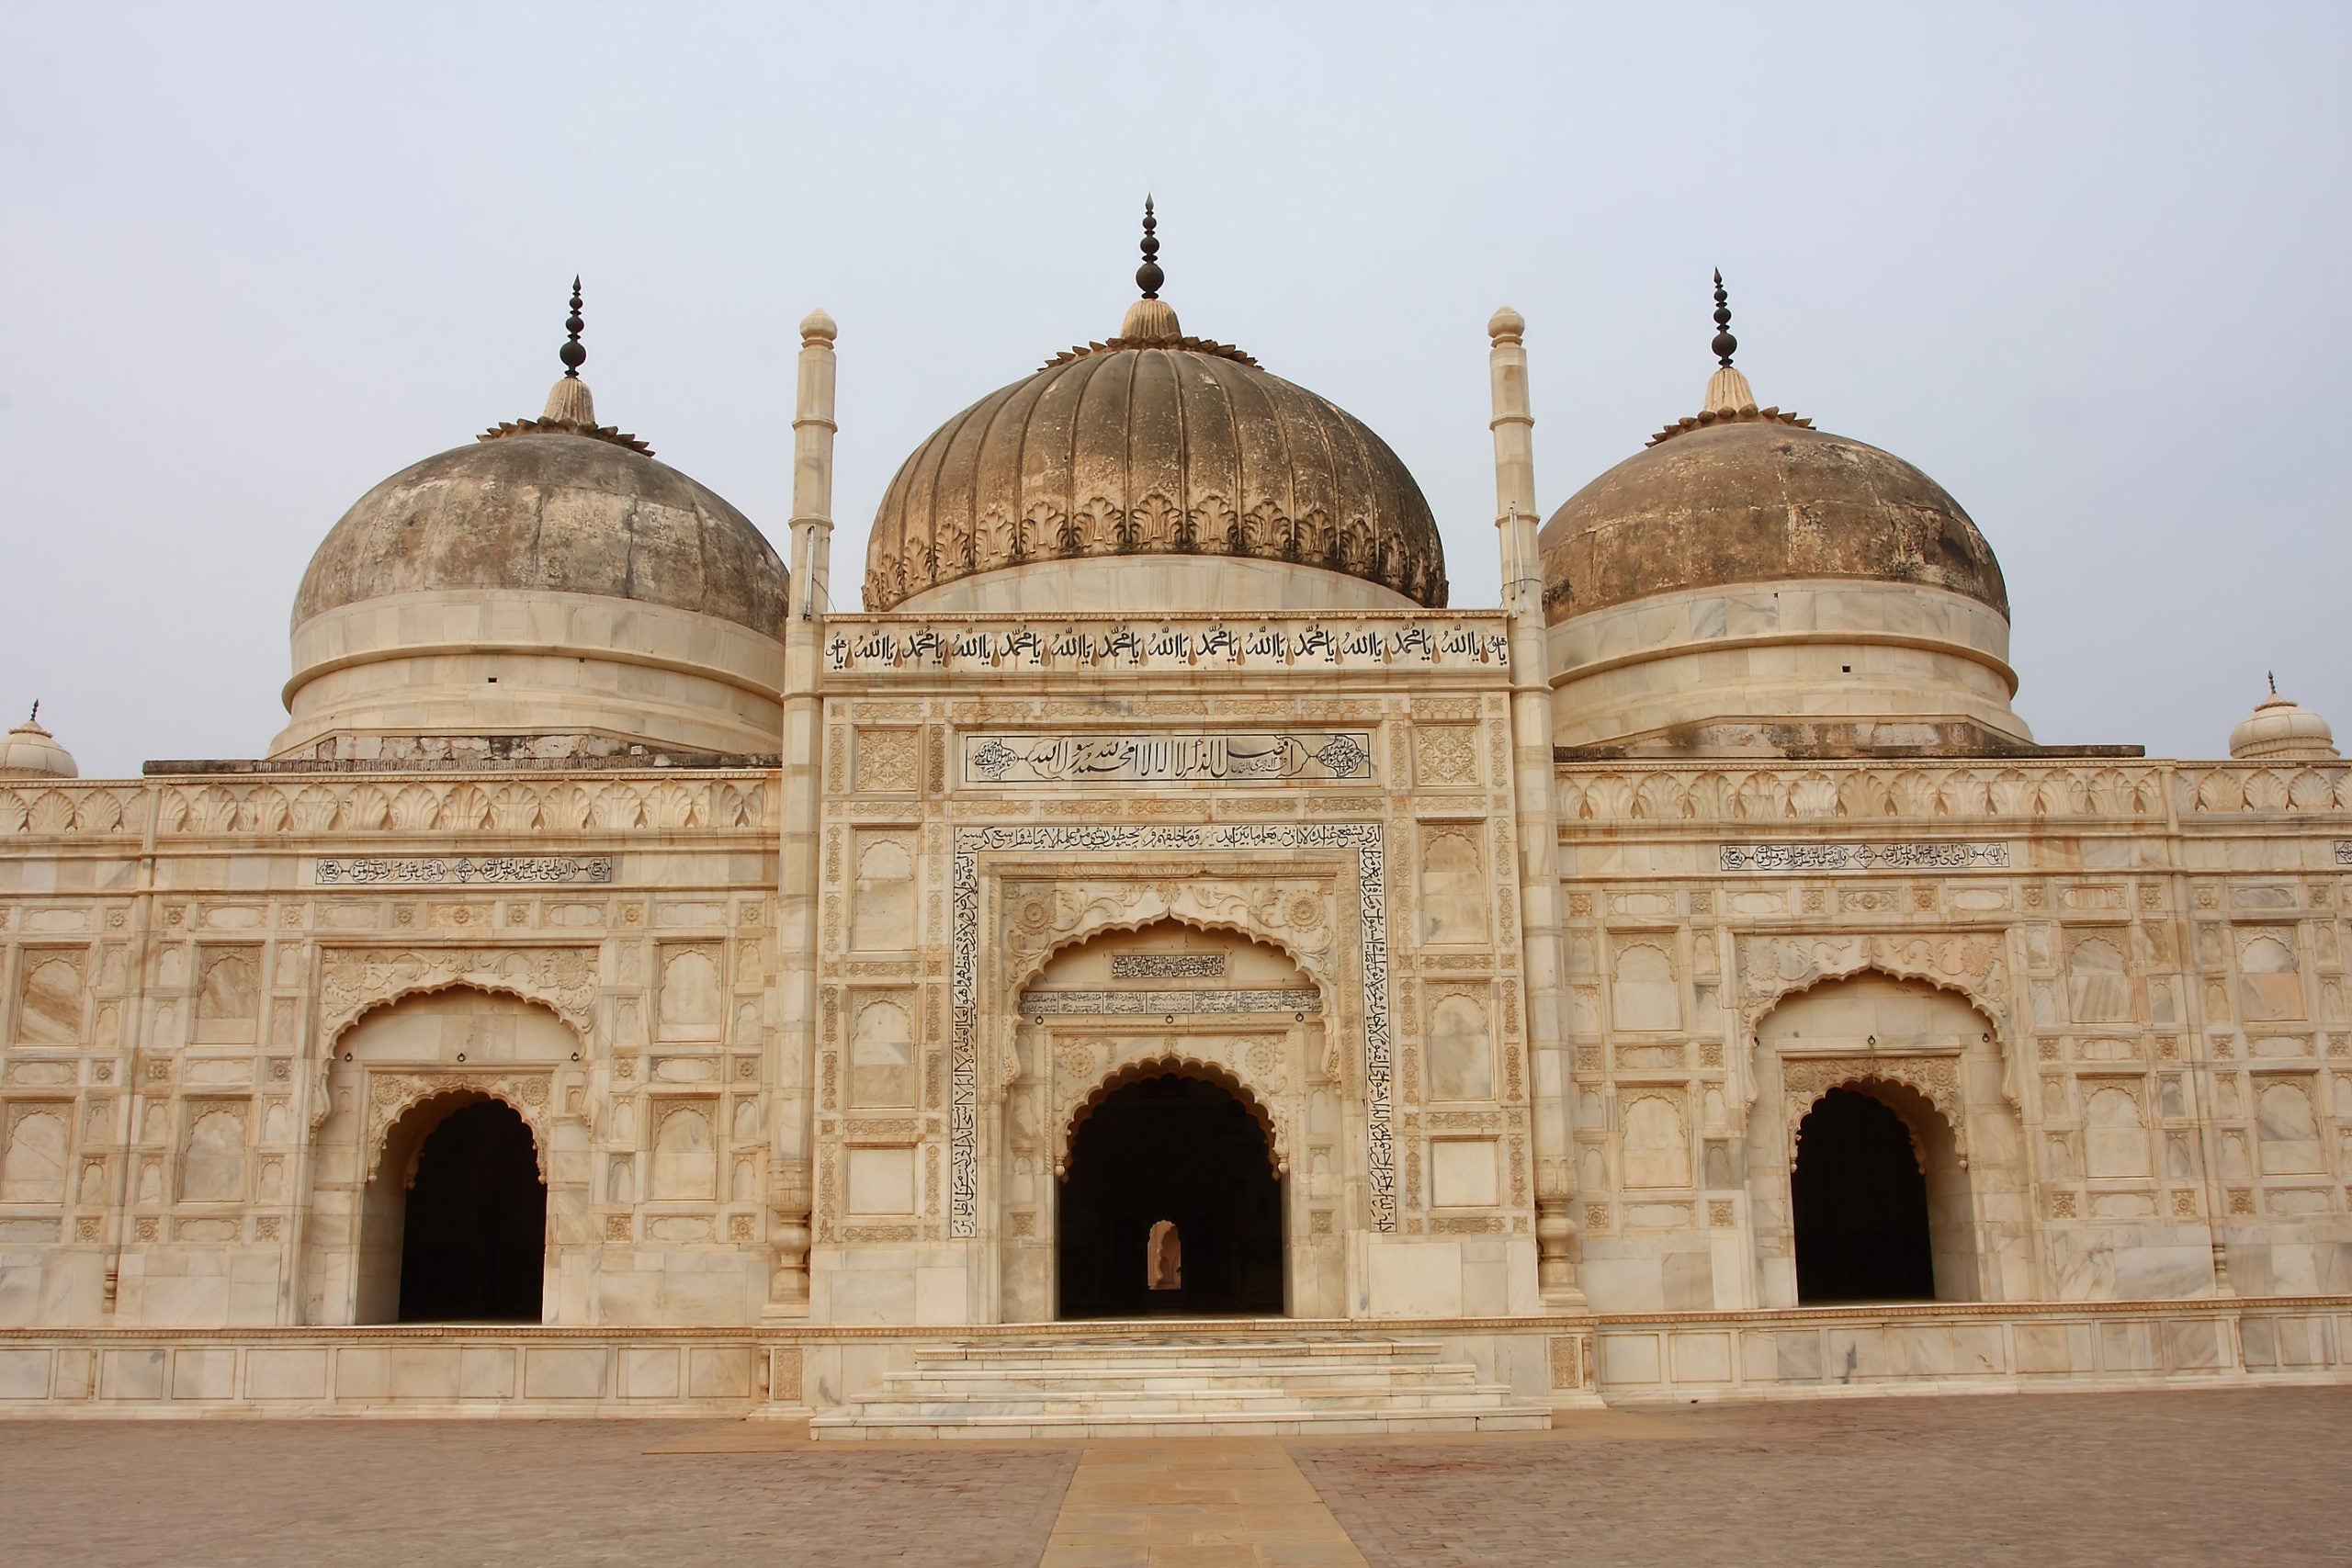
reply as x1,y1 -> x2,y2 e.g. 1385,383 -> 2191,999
1057,1070 -> 1283,1318
361,1096 -> 548,1323
1792,1087 -> 1935,1303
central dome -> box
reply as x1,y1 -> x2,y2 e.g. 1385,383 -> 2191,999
864,211 -> 1445,614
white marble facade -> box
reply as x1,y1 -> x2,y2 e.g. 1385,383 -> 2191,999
1,265 -> 2348,1421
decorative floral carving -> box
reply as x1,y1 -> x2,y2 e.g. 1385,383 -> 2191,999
1050,1044 -> 1293,1179
854,729 -> 920,794
1781,1054 -> 1965,1166
1736,935 -> 2007,1033
1416,727 -> 1479,785
367,1069 -> 555,1181
320,946 -> 597,1043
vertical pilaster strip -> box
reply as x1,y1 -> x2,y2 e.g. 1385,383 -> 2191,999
770,310 -> 838,1314
1488,306 -> 1583,1303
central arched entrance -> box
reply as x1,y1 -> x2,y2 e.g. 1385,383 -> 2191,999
1792,1088 -> 1934,1303
394,1100 -> 548,1323
1057,1071 -> 1283,1318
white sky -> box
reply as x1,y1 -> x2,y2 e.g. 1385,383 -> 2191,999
4,2 -> 2347,776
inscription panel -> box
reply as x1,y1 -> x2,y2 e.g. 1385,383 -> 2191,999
1019,987 -> 1321,1017
966,732 -> 1371,785
1720,842 -> 2011,874
1112,953 -> 1226,979
830,615 -> 1510,673
316,856 -> 615,886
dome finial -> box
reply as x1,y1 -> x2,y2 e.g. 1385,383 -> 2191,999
26,700 -> 37,726
1711,268 -> 1736,367
560,276 -> 586,378
1136,197 -> 1164,299
2269,670 -> 2278,696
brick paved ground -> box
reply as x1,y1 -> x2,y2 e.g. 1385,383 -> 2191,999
4,1388 -> 2348,1565
1293,1386 -> 2352,1568
0,1420 -> 1079,1567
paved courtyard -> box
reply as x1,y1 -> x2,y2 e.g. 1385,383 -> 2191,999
2,1386 -> 2346,1565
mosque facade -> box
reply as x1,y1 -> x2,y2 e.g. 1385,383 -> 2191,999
1,225 -> 2348,1428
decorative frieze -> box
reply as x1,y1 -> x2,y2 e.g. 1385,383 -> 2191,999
965,732 -> 1373,786
315,855 -> 615,886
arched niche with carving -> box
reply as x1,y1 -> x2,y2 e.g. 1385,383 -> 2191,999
1059,1057 -> 1289,1181
1747,970 -> 2029,1308
988,914 -> 1343,1325
303,987 -> 584,1327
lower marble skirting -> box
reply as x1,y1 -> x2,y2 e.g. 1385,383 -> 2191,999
0,1299 -> 2344,1419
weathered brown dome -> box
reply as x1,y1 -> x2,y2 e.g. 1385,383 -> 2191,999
863,332 -> 1446,611
1538,419 -> 2007,625
295,430 -> 788,638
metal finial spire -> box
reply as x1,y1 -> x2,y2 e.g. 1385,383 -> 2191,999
1136,197 -> 1164,299
560,276 -> 586,379
26,701 -> 37,725
2269,671 -> 2278,696
1710,269 -> 1736,367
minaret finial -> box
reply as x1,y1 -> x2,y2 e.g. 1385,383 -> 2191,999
1136,197 -> 1163,299
27,701 -> 37,725
560,276 -> 586,379
2270,671 -> 2279,696
1711,268 -> 1736,367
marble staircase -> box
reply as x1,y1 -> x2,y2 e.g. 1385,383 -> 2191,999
810,1332 -> 1554,1439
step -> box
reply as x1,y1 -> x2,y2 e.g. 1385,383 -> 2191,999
839,1388 -> 1529,1420
813,1332 -> 1553,1441
913,1337 -> 1448,1365
810,1403 -> 1554,1440
884,1363 -> 1486,1392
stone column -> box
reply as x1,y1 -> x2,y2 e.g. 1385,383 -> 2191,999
769,310 -> 837,1314
1488,307 -> 1583,1304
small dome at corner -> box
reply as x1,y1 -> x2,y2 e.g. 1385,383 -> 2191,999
1487,306 -> 1525,339
2230,689 -> 2338,761
800,309 -> 837,342
0,713 -> 78,780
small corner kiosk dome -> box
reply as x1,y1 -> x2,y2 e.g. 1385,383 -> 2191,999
0,707 -> 77,780
2230,683 -> 2339,761
1535,274 -> 2027,753
863,203 -> 1446,615
276,283 -> 788,762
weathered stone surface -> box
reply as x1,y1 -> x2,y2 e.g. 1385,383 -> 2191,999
1538,421 -> 2008,624
293,432 -> 788,638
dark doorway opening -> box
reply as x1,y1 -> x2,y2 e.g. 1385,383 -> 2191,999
1058,1072 -> 1283,1318
398,1100 -> 547,1322
1792,1087 -> 1934,1303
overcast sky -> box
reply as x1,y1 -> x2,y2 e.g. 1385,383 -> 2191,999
4,3 -> 2347,776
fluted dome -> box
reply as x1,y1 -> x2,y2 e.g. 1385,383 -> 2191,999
2231,688 -> 2338,761
0,711 -> 75,780
1539,418 -> 2007,625
293,430 -> 786,636
863,298 -> 1445,615
275,299 -> 790,763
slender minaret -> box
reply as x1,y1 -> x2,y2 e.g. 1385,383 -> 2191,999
1487,306 -> 1583,1306
770,309 -> 838,1314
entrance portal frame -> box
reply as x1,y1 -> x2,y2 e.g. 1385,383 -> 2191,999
950,823 -> 1393,1239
